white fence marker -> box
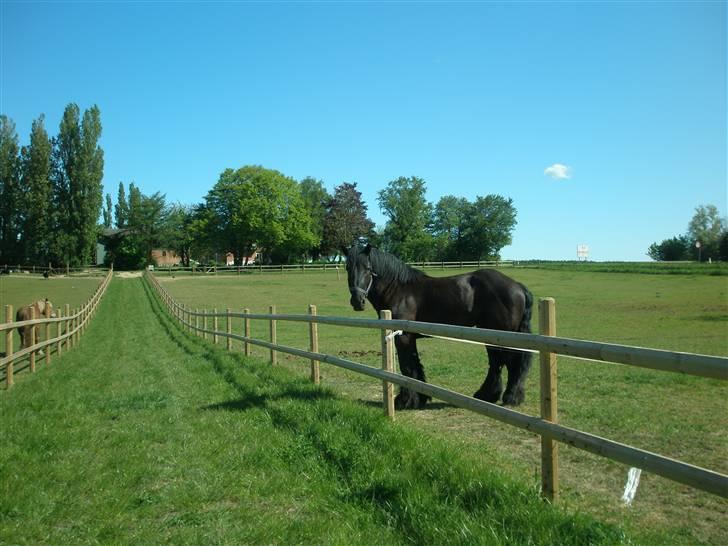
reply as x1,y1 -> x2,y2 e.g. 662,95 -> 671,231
621,467 -> 642,506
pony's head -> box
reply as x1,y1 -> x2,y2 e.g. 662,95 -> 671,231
346,243 -> 377,311
38,298 -> 56,318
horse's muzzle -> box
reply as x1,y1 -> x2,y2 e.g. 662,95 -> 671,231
350,293 -> 367,311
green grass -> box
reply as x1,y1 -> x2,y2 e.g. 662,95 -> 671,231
0,277 -> 628,545
516,261 -> 728,276
158,268 -> 728,545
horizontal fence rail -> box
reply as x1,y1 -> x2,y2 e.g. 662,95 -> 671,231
1,263 -> 108,277
151,260 -> 513,276
1,267 -> 113,387
145,272 -> 728,501
168,309 -> 727,381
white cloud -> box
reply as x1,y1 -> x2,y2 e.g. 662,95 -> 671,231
544,163 -> 572,180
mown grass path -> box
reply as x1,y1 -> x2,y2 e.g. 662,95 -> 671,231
0,278 -> 629,545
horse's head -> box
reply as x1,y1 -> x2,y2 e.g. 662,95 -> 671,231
39,298 -> 56,318
346,243 -> 377,311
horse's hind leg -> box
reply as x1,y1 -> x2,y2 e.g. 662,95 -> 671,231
473,347 -> 504,403
502,350 -> 533,406
394,334 -> 430,410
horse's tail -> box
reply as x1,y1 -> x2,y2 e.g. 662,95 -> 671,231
518,283 -> 533,334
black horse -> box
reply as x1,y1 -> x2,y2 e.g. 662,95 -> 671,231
346,244 -> 533,409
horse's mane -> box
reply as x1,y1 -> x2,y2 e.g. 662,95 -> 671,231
369,247 -> 428,285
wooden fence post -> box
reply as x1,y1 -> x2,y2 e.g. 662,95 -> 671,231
29,307 -> 37,373
269,305 -> 277,365
226,308 -> 232,351
44,304 -> 52,365
539,297 -> 559,503
195,309 -> 200,337
243,308 -> 251,356
56,308 -> 63,357
380,309 -> 395,419
5,305 -> 13,388
203,311 -> 208,341
213,308 -> 219,344
73,308 -> 79,347
65,304 -> 71,350
309,305 -> 320,384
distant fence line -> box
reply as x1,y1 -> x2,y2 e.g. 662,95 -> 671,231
1,263 -> 107,277
145,271 -> 728,501
0,268 -> 113,387
151,260 -> 513,277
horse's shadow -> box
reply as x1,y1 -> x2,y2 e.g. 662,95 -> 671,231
358,399 -> 455,411
202,387 -> 336,413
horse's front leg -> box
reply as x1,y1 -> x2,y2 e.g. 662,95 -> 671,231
394,333 -> 430,409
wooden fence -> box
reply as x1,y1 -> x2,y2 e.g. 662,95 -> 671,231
1,263 -> 107,277
1,267 -> 113,387
145,271 -> 728,501
153,259 -> 513,277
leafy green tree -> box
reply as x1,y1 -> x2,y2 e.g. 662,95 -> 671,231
647,236 -> 690,261
187,203 -> 217,264
103,194 -> 113,228
0,115 -> 22,263
19,115 -> 53,264
135,192 -> 168,264
432,195 -> 470,260
204,166 -> 318,264
115,181 -> 129,228
459,195 -> 517,260
51,104 -> 104,266
719,232 -> 728,261
164,204 -> 196,267
649,204 -> 727,262
687,204 -> 726,261
128,183 -> 143,229
377,176 -> 433,261
322,182 -> 375,258
104,184 -> 170,268
299,177 -> 331,260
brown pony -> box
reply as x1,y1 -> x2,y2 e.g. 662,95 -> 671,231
16,299 -> 55,349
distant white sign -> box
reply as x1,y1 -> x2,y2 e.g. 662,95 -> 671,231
577,245 -> 589,261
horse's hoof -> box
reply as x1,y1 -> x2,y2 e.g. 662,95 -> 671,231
395,391 -> 428,410
473,388 -> 502,404
502,389 -> 525,406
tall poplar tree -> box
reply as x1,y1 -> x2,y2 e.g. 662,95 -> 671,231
103,194 -> 113,228
51,103 -> 104,266
0,115 -> 21,263
20,115 -> 53,262
115,181 -> 129,228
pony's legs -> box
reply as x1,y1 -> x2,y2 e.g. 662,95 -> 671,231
474,347 -> 504,403
394,334 -> 430,409
502,350 -> 533,406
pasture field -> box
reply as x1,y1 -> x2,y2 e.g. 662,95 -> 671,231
1,278 -> 627,545
158,267 -> 728,545
0,274 -> 104,365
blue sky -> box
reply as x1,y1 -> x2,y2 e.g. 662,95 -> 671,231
1,1 -> 725,261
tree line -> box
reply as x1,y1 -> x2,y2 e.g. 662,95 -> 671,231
0,106 -> 103,267
6,106 -> 727,269
101,168 -> 518,268
647,205 -> 728,262
0,106 -> 519,269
